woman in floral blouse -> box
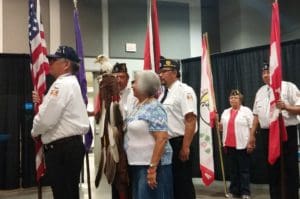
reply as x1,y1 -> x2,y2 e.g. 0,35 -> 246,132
124,71 -> 173,199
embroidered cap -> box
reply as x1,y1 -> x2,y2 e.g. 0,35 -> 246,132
112,63 -> 127,73
262,62 -> 269,71
159,58 -> 180,71
230,89 -> 241,96
47,45 -> 80,63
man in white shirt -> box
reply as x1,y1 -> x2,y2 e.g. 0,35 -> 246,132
249,63 -> 300,199
159,58 -> 198,199
111,63 -> 134,199
31,45 -> 90,199
112,63 -> 135,118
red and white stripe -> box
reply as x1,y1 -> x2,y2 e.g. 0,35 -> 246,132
143,0 -> 160,72
29,0 -> 49,182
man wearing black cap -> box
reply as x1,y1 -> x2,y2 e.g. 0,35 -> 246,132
31,45 -> 90,199
159,58 -> 197,199
112,62 -> 135,118
249,63 -> 300,199
110,62 -> 135,199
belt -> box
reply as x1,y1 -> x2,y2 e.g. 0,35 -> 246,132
44,135 -> 82,150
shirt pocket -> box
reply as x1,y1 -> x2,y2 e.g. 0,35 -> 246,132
163,98 -> 176,112
255,100 -> 267,115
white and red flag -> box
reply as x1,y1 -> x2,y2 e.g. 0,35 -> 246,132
28,0 -> 49,182
36,0 -> 49,75
143,0 -> 160,72
268,2 -> 287,165
199,33 -> 216,186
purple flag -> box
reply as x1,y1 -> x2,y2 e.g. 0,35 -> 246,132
73,8 -> 93,151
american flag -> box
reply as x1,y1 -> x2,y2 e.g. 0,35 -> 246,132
28,0 -> 49,182
143,0 -> 161,72
36,0 -> 49,75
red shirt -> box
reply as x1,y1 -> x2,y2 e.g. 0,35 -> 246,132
225,108 -> 238,147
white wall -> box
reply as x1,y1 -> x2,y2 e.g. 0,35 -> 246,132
49,0 -> 60,53
0,0 -> 202,60
85,57 -> 143,81
189,0 -> 202,57
0,0 -> 3,52
219,0 -> 300,52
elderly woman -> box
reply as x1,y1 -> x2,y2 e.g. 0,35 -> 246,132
124,71 -> 173,199
220,90 -> 253,199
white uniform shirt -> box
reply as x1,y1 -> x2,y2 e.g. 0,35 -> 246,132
221,106 -> 253,149
31,74 -> 90,144
161,80 -> 198,138
119,87 -> 136,119
253,81 -> 300,128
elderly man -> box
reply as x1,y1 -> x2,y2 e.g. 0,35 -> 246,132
159,58 -> 198,199
112,63 -> 135,118
31,45 -> 90,199
111,62 -> 134,199
248,63 -> 300,199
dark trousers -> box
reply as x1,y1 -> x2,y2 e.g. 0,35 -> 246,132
169,136 -> 195,199
261,126 -> 299,199
227,147 -> 251,196
44,135 -> 85,199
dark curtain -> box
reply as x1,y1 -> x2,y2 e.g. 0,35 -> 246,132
0,54 -> 32,189
182,39 -> 300,184
21,73 -> 55,188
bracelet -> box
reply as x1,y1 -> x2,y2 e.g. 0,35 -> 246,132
149,163 -> 157,168
147,167 -> 157,174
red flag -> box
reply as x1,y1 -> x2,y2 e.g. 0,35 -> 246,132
199,33 -> 215,186
268,2 -> 287,165
28,0 -> 49,182
143,0 -> 161,72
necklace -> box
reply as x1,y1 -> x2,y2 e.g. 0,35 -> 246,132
128,98 -> 151,117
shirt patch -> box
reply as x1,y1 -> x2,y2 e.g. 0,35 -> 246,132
50,87 -> 59,97
187,93 -> 193,101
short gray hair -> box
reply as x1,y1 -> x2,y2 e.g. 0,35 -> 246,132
135,71 -> 161,97
70,61 -> 80,74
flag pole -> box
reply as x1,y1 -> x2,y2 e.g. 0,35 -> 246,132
38,181 -> 42,199
72,1 -> 92,199
203,33 -> 229,197
215,114 -> 229,197
279,114 -> 286,199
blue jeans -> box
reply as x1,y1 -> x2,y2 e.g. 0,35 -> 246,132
130,164 -> 174,199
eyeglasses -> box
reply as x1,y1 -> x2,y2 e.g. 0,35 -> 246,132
113,74 -> 128,80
